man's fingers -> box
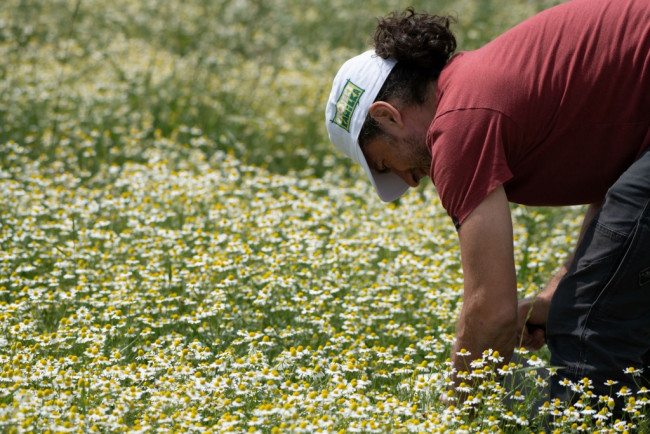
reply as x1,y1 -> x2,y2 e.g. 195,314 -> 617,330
519,324 -> 546,351
525,327 -> 546,351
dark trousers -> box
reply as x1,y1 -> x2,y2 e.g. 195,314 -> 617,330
546,148 -> 650,405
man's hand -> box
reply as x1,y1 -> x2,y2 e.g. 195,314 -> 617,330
516,267 -> 564,351
517,295 -> 549,350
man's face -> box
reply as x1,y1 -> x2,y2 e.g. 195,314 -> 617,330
362,132 -> 431,187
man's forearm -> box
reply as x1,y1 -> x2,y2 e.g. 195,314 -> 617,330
517,202 -> 604,349
538,201 -> 602,303
452,186 -> 519,398
536,263 -> 568,303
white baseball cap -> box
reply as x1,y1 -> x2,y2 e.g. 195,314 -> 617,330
325,50 -> 410,202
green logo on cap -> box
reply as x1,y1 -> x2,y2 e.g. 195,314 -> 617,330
331,80 -> 364,132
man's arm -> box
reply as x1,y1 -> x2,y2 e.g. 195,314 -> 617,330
453,185 -> 518,388
517,201 -> 602,349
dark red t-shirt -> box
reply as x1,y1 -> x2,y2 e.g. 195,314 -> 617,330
428,0 -> 650,227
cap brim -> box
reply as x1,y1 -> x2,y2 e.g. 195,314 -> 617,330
354,142 -> 410,202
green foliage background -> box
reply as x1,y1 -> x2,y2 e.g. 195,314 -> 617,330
1,0 -> 564,178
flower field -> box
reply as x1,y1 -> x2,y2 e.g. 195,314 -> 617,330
1,0 -> 648,432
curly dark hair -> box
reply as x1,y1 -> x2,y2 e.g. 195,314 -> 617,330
358,8 -> 457,147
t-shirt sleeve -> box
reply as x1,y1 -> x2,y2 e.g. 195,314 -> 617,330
428,108 -> 517,228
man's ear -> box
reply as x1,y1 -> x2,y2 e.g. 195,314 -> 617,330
368,102 -> 404,133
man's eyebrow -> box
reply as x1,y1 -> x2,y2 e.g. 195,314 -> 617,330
365,152 -> 388,173
364,154 -> 378,171
368,158 -> 381,172
372,160 -> 389,174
